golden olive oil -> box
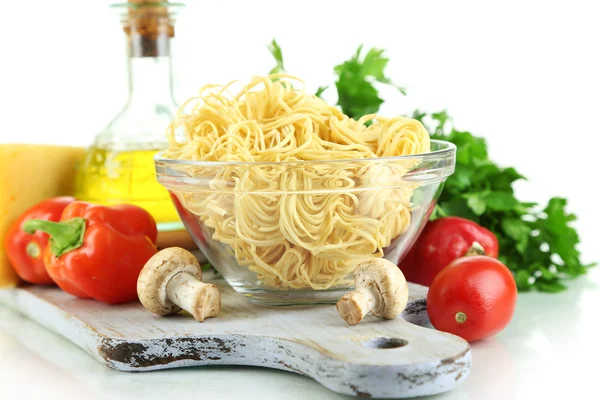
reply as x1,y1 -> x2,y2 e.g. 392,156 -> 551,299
75,147 -> 179,224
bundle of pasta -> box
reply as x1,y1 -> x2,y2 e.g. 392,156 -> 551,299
163,75 -> 430,290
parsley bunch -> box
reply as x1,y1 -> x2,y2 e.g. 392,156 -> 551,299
267,40 -> 594,292
414,111 -> 594,292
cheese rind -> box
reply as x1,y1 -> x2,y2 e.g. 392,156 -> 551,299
0,144 -> 85,288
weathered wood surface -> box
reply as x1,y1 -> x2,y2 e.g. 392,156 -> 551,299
0,279 -> 470,398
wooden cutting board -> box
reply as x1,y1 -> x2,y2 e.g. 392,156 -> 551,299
0,277 -> 470,399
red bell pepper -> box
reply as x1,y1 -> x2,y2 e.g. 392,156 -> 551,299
4,197 -> 76,284
399,216 -> 499,287
169,192 -> 205,245
23,201 -> 158,304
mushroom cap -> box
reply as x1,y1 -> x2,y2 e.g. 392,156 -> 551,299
353,258 -> 409,319
137,247 -> 203,316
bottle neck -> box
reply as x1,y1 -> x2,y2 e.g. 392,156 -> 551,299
127,52 -> 176,107
123,9 -> 177,108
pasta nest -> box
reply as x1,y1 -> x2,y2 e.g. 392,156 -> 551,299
163,75 -> 431,289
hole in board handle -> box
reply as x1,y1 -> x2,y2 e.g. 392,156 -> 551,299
363,337 -> 408,349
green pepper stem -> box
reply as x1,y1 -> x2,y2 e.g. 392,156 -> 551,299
23,218 -> 86,257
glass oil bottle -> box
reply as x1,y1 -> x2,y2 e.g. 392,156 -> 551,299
75,1 -> 185,234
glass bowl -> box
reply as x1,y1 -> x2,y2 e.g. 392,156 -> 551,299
155,140 -> 456,306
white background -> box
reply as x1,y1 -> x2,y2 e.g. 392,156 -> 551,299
1,1 -> 599,399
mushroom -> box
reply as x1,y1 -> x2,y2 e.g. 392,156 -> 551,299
137,247 -> 221,322
336,258 -> 409,325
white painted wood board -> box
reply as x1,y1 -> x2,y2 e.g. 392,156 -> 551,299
0,279 -> 470,398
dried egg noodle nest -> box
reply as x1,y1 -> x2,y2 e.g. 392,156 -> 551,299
164,75 -> 430,290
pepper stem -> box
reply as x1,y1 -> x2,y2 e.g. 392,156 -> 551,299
23,218 -> 86,257
26,242 -> 41,258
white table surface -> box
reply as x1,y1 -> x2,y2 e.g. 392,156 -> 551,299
1,267 -> 598,400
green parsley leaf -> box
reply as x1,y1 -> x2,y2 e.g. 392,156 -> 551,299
515,270 -> 533,291
465,193 -> 487,216
482,192 -> 520,212
333,45 -> 406,118
450,168 -> 474,191
315,86 -> 328,98
200,262 -> 213,272
536,281 -> 567,293
501,218 -> 531,254
268,39 -> 285,75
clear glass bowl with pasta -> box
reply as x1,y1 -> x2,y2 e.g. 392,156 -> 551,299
155,139 -> 456,305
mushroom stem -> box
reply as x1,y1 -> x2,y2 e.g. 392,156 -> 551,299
336,285 -> 381,326
166,271 -> 221,322
337,258 -> 409,325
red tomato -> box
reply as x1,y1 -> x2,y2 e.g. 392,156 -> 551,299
426,255 -> 517,342
399,217 -> 499,287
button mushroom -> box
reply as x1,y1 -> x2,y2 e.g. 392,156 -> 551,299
336,258 -> 409,325
137,247 -> 221,322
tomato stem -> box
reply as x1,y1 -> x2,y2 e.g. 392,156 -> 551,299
464,241 -> 486,256
455,311 -> 467,324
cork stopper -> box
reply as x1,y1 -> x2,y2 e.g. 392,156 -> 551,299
111,1 -> 184,57
124,1 -> 174,39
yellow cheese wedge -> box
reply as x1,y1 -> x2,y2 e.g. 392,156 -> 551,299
0,144 -> 85,288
